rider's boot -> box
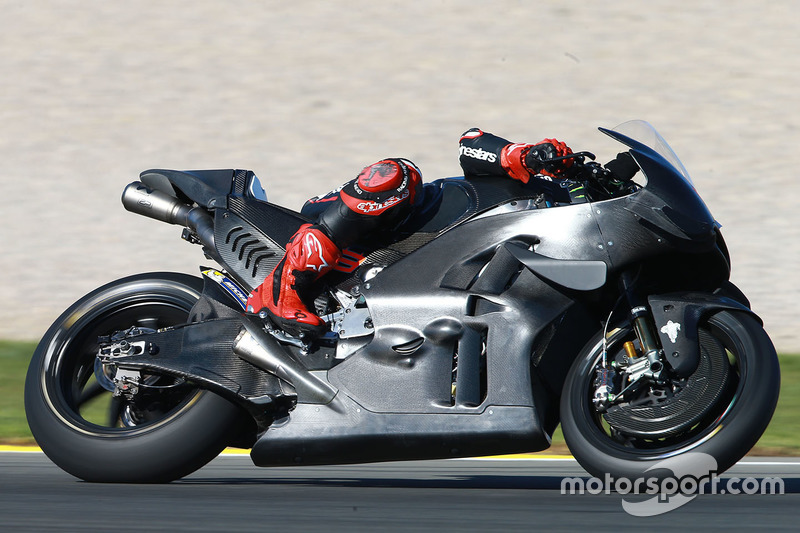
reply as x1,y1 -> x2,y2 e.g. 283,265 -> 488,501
246,223 -> 341,337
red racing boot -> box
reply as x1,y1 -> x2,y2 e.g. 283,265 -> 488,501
246,224 -> 341,337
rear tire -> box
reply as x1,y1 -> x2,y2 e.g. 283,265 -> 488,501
25,272 -> 246,483
560,310 -> 780,480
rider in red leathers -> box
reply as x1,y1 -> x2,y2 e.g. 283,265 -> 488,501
246,128 -> 576,336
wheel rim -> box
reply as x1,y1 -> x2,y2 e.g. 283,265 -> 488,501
38,279 -> 203,437
576,317 -> 746,459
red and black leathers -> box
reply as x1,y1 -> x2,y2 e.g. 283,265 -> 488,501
458,128 -> 573,182
246,158 -> 423,335
248,131 -> 574,335
307,158 -> 423,249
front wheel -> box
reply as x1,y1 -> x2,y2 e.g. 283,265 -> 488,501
560,310 -> 780,480
25,272 -> 246,483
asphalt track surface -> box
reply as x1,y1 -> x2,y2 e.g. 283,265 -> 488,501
1,452 -> 798,532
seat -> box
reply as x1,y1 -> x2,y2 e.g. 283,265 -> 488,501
139,169 -> 237,208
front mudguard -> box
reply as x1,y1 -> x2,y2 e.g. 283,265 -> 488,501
649,285 -> 760,378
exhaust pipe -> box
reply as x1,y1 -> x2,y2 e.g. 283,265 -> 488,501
233,318 -> 338,405
122,181 -> 192,225
121,181 -> 216,253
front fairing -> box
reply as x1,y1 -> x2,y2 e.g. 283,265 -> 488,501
601,123 -> 717,246
585,122 -> 730,290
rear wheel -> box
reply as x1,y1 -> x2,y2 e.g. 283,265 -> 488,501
560,310 -> 780,480
25,272 -> 245,483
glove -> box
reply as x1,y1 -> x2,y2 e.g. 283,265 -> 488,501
524,139 -> 574,178
604,152 -> 639,182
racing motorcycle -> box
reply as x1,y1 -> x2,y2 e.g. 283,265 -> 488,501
25,121 -> 780,483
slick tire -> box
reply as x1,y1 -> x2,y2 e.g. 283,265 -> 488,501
560,310 -> 780,481
24,272 -> 247,483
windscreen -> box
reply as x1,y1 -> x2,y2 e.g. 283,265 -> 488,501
608,120 -> 693,185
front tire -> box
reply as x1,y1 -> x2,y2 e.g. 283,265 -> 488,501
560,310 -> 780,480
25,272 -> 245,483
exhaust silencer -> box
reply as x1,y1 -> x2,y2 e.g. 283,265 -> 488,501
121,181 -> 217,255
121,181 -> 193,225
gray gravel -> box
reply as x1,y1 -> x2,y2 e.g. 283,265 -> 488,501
1,1 -> 798,351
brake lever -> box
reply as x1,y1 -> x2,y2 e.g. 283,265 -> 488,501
545,150 -> 596,163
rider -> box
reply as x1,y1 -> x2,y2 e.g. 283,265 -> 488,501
245,128 -> 635,336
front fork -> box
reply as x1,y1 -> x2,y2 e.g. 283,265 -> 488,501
593,270 -> 667,411
623,270 -> 667,381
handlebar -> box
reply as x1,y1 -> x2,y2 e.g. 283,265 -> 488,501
536,150 -> 639,201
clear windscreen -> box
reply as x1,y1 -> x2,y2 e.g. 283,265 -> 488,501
609,120 -> 693,186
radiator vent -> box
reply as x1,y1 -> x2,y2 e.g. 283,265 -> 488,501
214,211 -> 283,290
224,227 -> 277,278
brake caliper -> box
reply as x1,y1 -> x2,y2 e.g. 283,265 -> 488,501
592,366 -> 619,412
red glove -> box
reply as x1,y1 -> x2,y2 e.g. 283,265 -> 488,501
524,139 -> 574,178
500,139 -> 574,183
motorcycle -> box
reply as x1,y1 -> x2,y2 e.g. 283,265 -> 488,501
25,121 -> 780,483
